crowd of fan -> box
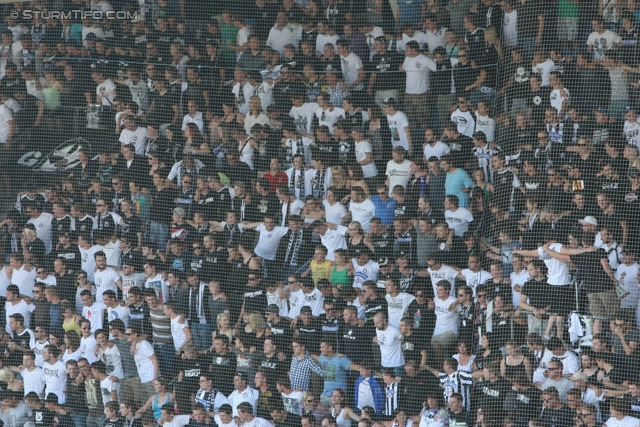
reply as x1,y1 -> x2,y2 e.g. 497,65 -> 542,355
4,0 -> 640,426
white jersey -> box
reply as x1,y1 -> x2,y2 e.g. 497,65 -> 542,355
42,360 -> 67,404
376,324 -> 405,367
385,292 -> 415,328
314,106 -> 345,133
624,118 -> 640,148
423,141 -> 451,160
352,259 -> 380,290
451,109 -> 475,138
509,268 -> 530,307
460,269 -> 492,296
444,207 -> 473,237
616,262 -> 640,309
94,266 -> 121,297
537,243 -> 571,286
433,296 -> 460,336
428,265 -> 459,296
386,111 -> 411,150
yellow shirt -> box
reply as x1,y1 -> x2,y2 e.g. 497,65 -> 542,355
309,260 -> 332,284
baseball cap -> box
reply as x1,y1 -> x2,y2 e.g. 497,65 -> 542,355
578,216 -> 598,226
396,251 -> 408,259
594,107 -> 609,116
173,207 -> 186,217
355,248 -> 371,257
23,223 -> 36,231
311,220 -> 325,230
624,106 -> 636,115
182,342 -> 198,353
570,372 -> 588,381
235,372 -> 247,381
265,304 -> 280,314
383,97 -> 397,107
378,257 -> 389,267
629,168 -> 639,178
85,32 -> 98,41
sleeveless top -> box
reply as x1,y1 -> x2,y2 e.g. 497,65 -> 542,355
332,407 -> 352,427
453,353 -> 476,373
504,355 -> 527,379
63,315 -> 82,337
43,83 -> 61,110
330,265 -> 351,287
153,393 -> 171,420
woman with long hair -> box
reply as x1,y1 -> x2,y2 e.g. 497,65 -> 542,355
366,104 -> 392,173
322,187 -> 347,225
96,328 -> 124,380
329,388 -> 361,427
303,391 -> 329,423
62,330 -> 82,363
473,332 -> 502,379
135,377 -> 175,421
61,301 -> 82,337
165,124 -> 186,165
43,68 -> 63,112
346,222 -> 367,255
501,340 -> 532,380
244,96 -> 269,136
211,312 -> 234,347
452,340 -> 476,373
346,164 -> 370,198
234,124 -> 258,171
330,249 -> 353,288
245,312 -> 268,350
330,166 -> 350,201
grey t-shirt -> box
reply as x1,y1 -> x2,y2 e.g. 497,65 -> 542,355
612,328 -> 640,356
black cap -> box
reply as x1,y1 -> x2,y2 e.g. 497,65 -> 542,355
265,304 -> 280,314
44,394 -> 60,404
378,257 -> 389,267
235,372 -> 247,381
383,97 -> 397,107
311,220 -> 325,229
396,251 -> 408,259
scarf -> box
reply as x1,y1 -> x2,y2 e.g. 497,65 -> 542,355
284,229 -> 304,266
289,168 -> 305,198
313,169 -> 326,199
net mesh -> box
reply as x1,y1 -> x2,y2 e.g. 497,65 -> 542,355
0,0 -> 639,425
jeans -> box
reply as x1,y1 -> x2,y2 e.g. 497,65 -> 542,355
86,415 -> 103,427
70,413 -> 87,427
191,322 -> 212,350
149,221 -> 169,252
154,341 -> 176,378
520,37 -> 536,60
470,87 -> 497,109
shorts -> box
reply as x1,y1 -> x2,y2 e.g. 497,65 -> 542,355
431,330 -> 458,348
527,314 -> 550,336
557,17 -> 579,41
549,284 -> 573,316
587,290 -> 619,318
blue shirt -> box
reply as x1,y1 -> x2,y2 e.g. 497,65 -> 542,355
445,169 -> 474,208
319,354 -> 353,397
397,0 -> 424,25
371,196 -> 397,225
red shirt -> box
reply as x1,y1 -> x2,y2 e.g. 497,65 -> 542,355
263,171 -> 289,191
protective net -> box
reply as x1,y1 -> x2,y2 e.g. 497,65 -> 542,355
0,0 -> 639,426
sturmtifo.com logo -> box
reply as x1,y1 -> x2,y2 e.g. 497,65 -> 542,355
13,9 -> 139,20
